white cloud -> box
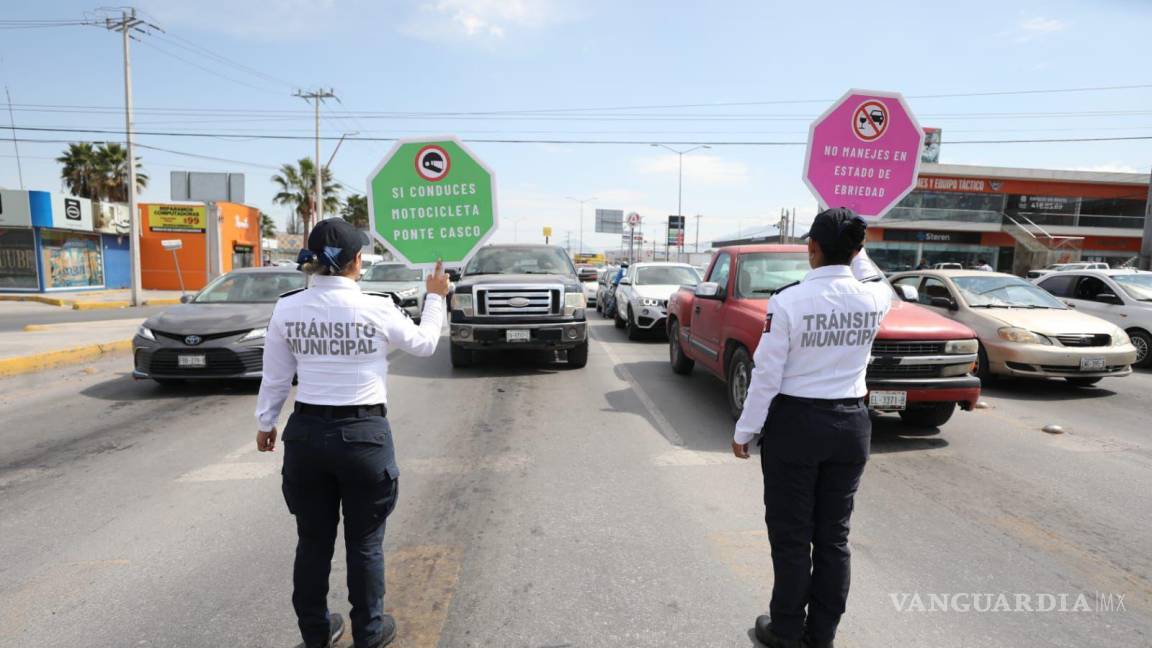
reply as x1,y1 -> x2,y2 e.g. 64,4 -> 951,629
633,154 -> 750,188
402,0 -> 567,43
1016,16 -> 1069,42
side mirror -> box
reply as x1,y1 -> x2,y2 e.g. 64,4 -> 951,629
1096,292 -> 1123,305
695,281 -> 723,299
619,277 -> 632,286
180,294 -> 194,303
929,296 -> 958,311
447,269 -> 461,282
895,284 -> 919,303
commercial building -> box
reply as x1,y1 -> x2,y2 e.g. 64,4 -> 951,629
866,163 -> 1149,274
138,202 -> 262,290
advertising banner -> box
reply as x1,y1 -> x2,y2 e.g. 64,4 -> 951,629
48,194 -> 94,231
595,209 -> 624,234
95,202 -> 132,235
0,227 -> 38,289
0,190 -> 33,228
40,230 -> 104,289
146,204 -> 207,233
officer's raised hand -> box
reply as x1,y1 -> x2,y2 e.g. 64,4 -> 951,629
426,259 -> 451,297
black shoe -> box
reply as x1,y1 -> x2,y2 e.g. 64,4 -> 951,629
363,613 -> 397,648
295,613 -> 345,648
803,636 -> 834,648
754,615 -> 805,648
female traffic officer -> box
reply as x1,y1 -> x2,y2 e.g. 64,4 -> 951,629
255,217 -> 450,648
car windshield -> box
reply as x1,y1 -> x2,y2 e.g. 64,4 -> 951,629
364,264 -> 422,282
735,253 -> 809,297
193,272 -> 305,303
1112,274 -> 1152,301
952,275 -> 1066,309
465,247 -> 575,276
635,266 -> 700,286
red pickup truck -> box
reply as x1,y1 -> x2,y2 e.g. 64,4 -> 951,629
666,244 -> 981,428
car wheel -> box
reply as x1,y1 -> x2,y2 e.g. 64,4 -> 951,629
567,340 -> 589,368
626,307 -> 642,340
726,346 -> 752,420
898,402 -> 956,428
1127,328 -> 1151,368
449,342 -> 473,368
976,343 -> 996,383
669,319 -> 695,375
1065,377 -> 1102,387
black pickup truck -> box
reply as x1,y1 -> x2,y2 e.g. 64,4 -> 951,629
448,244 -> 591,368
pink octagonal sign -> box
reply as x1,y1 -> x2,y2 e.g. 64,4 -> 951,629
803,89 -> 925,219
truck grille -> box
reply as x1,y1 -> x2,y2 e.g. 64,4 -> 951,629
868,339 -> 968,380
871,341 -> 945,355
476,285 -> 561,316
1055,334 -> 1111,347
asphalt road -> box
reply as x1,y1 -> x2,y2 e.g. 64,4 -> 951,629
0,301 -> 168,332
1,318 -> 1149,647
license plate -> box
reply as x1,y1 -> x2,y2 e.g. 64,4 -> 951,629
178,354 -> 206,368
506,330 -> 530,342
1080,356 -> 1105,371
869,390 -> 907,410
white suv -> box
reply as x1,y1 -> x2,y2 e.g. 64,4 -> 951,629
613,262 -> 701,340
1034,269 -> 1152,367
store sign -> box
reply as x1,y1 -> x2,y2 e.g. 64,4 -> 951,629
1007,194 -> 1079,215
95,202 -> 131,235
916,177 -> 993,193
0,190 -> 33,228
883,229 -> 983,245
0,228 -> 38,289
48,194 -> 94,231
40,230 -> 104,289
146,204 -> 207,233
595,209 -> 624,234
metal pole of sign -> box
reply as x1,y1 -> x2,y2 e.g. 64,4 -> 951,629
171,249 -> 186,295
1140,167 -> 1152,271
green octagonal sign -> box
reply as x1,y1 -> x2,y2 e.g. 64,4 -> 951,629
367,136 -> 497,269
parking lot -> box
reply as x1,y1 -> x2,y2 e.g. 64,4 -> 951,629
1,317 -> 1149,647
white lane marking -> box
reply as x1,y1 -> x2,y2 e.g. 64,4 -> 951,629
403,452 -> 530,475
652,448 -> 746,466
222,442 -> 254,461
176,462 -> 279,482
591,328 -> 684,446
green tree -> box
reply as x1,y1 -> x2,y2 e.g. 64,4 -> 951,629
271,158 -> 342,235
341,194 -> 369,229
56,142 -> 148,202
260,211 -> 277,239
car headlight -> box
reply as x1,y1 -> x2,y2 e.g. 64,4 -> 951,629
641,298 -> 662,307
1112,328 -> 1131,346
564,291 -> 587,316
997,327 -> 1052,345
137,325 -> 155,341
396,287 -> 418,299
944,339 -> 979,354
238,327 -> 267,342
453,293 -> 475,317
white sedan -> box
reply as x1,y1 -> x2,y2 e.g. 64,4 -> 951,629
1034,269 -> 1152,367
613,262 -> 701,340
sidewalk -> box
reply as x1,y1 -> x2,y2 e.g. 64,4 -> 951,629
0,288 -> 185,310
0,318 -> 142,377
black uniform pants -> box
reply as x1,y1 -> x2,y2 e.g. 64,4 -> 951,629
760,394 -> 870,642
281,407 -> 400,648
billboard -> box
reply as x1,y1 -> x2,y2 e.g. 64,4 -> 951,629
595,209 -> 624,234
0,190 -> 33,228
146,204 -> 208,233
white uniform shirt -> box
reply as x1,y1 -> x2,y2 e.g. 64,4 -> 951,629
733,251 -> 892,444
255,275 -> 445,430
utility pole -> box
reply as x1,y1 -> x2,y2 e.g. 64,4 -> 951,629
294,88 -> 337,238
695,214 -> 701,253
105,8 -> 155,308
565,196 -> 596,256
4,86 -> 22,189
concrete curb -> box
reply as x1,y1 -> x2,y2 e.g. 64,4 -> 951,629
0,339 -> 133,378
0,295 -> 181,310
0,295 -> 71,307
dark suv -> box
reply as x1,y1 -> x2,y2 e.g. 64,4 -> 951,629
448,244 -> 589,368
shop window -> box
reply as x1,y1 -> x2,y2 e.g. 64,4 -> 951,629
0,228 -> 38,289
39,230 -> 103,289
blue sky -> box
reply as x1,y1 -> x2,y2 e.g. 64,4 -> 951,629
1,0 -> 1150,252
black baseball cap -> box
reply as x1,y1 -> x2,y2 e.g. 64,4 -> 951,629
304,218 -> 369,270
804,207 -> 867,249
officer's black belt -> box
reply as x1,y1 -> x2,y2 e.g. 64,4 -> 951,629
294,402 -> 387,419
777,394 -> 864,408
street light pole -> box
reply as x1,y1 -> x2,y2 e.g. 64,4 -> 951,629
565,196 -> 597,256
651,143 -> 710,262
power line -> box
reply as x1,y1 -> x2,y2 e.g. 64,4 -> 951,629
5,124 -> 1152,146
136,39 -> 284,95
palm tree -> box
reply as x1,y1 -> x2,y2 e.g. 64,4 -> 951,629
57,143 -> 101,200
341,194 -> 369,229
260,211 -> 277,239
271,158 -> 342,235
96,143 -> 148,203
